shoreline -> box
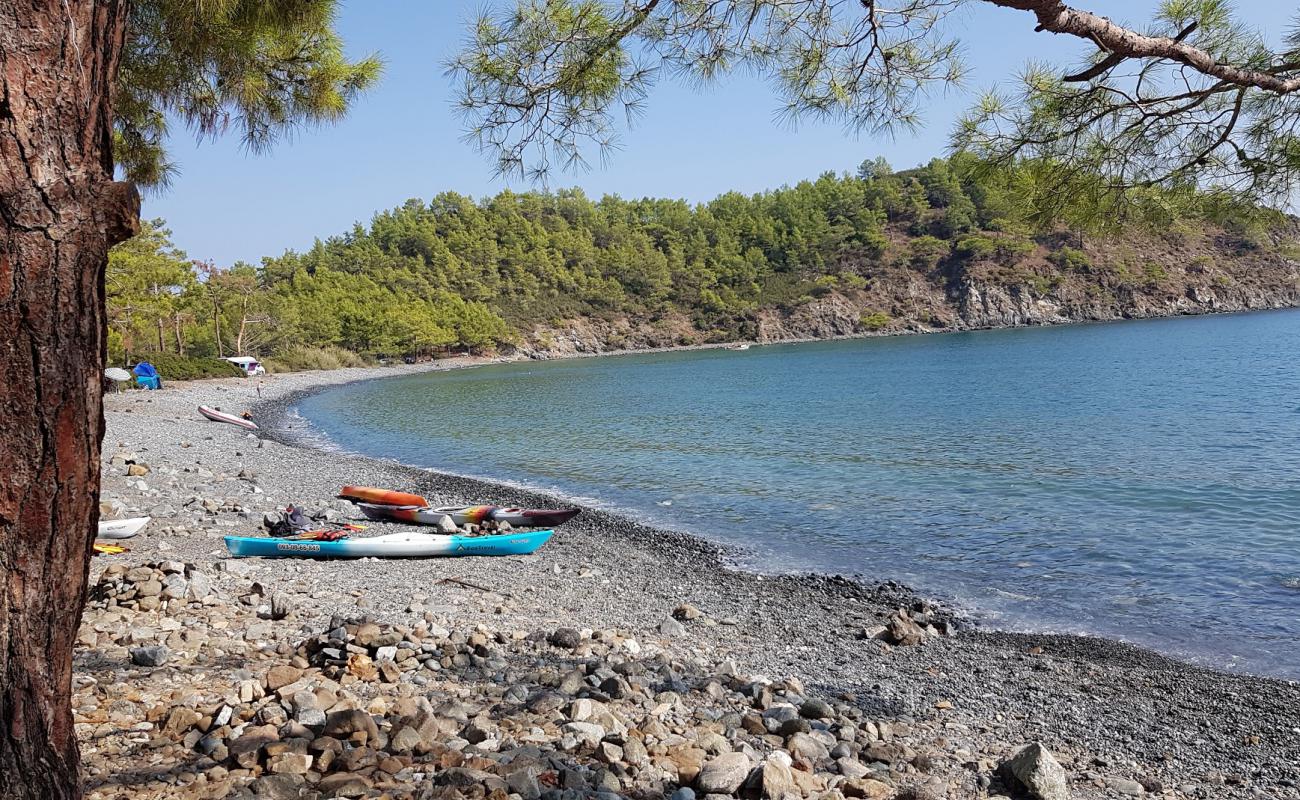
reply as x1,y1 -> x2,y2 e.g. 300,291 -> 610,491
268,326 -> 1298,681
94,359 -> 1300,799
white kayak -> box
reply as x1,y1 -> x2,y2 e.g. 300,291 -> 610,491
357,503 -> 580,528
97,516 -> 150,540
199,405 -> 259,430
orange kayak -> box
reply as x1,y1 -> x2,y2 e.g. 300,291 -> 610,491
339,485 -> 429,507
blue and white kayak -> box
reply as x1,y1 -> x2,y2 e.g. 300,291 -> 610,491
223,529 -> 553,559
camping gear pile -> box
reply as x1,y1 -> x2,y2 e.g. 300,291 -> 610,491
132,361 -> 161,390
261,505 -> 360,541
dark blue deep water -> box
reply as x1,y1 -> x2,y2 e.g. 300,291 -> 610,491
297,310 -> 1300,679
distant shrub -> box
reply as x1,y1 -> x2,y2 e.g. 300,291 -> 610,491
1277,242 -> 1300,262
1048,246 -> 1092,272
995,236 -> 1036,262
1026,275 -> 1060,296
1223,217 -> 1271,251
808,275 -> 837,298
860,311 -> 891,331
262,346 -> 367,373
955,235 -> 997,260
835,273 -> 869,291
1142,260 -> 1169,289
120,353 -> 245,381
908,235 -> 949,269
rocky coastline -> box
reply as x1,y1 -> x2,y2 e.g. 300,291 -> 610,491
82,363 -> 1300,799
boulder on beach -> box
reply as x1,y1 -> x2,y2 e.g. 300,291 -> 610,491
1000,742 -> 1071,800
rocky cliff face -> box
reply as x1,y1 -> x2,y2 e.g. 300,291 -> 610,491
518,232 -> 1300,356
951,277 -> 1300,330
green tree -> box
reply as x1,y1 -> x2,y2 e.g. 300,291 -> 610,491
105,219 -> 195,360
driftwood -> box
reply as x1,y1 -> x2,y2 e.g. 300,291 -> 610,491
439,576 -> 511,598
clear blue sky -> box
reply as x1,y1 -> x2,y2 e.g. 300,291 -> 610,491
144,1 -> 1283,265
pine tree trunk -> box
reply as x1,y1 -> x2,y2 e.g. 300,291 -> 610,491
0,4 -> 135,799
174,313 -> 185,355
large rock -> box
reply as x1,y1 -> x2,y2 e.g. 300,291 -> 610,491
250,775 -> 305,800
840,777 -> 895,799
229,724 -> 279,769
267,752 -> 313,775
787,732 -> 830,764
799,698 -> 835,719
884,611 -> 926,646
323,709 -> 380,744
317,772 -> 373,798
548,627 -> 581,649
669,747 -> 708,783
696,752 -> 752,794
1000,743 -> 1071,800
265,664 -> 303,691
761,752 -> 800,799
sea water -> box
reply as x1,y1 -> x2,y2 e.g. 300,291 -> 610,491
297,310 -> 1300,679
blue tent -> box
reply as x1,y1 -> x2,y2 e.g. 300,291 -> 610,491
132,361 -> 161,390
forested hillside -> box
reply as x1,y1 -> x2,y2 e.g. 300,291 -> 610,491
109,156 -> 1300,368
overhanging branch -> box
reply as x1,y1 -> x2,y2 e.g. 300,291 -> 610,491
992,0 -> 1300,93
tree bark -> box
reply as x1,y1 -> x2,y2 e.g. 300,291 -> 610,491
236,303 -> 248,356
0,3 -> 136,799
989,0 -> 1300,93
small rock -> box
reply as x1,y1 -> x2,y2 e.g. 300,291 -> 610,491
129,645 -> 168,667
659,618 -> 688,637
1107,777 -> 1145,796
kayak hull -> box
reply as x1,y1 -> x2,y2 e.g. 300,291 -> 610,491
199,405 -> 259,430
357,503 -> 449,526
340,485 -> 428,507
97,516 -> 151,540
223,529 -> 553,559
358,503 -> 579,528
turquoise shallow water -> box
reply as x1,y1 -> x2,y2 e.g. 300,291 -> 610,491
297,310 -> 1300,679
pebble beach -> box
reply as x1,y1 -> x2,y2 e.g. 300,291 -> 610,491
80,363 -> 1300,799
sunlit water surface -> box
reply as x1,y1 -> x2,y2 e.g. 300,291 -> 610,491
297,310 -> 1300,679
